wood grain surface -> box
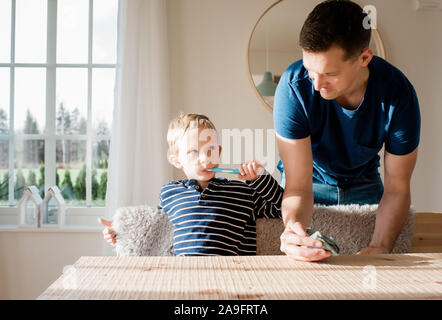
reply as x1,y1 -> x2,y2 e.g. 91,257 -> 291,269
37,253 -> 442,300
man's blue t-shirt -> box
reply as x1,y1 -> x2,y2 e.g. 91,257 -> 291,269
274,56 -> 421,186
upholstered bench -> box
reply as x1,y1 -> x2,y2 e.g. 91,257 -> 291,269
112,204 -> 417,256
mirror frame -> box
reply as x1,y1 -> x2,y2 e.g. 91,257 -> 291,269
247,0 -> 386,112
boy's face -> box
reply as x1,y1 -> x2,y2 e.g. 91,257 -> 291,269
170,126 -> 221,181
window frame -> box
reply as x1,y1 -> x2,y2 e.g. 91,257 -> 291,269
0,0 -> 115,215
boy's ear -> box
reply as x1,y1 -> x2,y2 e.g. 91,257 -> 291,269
218,145 -> 222,156
168,153 -> 183,169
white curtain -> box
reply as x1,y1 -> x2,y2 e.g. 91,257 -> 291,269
105,0 -> 172,221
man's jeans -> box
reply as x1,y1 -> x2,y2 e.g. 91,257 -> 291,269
277,161 -> 384,205
311,178 -> 384,205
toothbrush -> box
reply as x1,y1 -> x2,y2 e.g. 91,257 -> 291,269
208,168 -> 241,174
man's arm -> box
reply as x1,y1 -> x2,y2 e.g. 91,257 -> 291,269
277,134 -> 313,227
358,147 -> 418,254
277,133 -> 331,261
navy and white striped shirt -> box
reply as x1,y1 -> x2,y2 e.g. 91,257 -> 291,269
158,172 -> 283,256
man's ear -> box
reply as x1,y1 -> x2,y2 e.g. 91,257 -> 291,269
168,153 -> 183,169
360,47 -> 373,67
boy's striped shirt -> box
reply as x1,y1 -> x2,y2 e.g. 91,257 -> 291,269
158,172 -> 283,256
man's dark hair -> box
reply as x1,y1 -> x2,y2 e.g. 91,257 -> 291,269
299,0 -> 371,60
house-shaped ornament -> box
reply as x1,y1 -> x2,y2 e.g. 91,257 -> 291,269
40,186 -> 66,228
18,186 -> 43,228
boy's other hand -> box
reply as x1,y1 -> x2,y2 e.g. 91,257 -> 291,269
236,160 -> 265,181
98,218 -> 116,246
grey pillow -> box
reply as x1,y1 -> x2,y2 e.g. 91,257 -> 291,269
113,204 -> 414,256
256,204 -> 415,255
113,205 -> 174,256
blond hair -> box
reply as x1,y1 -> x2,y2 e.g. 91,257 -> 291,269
167,113 -> 217,155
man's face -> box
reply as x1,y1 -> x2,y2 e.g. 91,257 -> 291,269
302,46 -> 368,100
176,126 -> 221,181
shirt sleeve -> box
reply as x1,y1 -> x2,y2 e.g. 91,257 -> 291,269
245,170 -> 283,220
157,196 -> 163,210
273,67 -> 310,140
157,184 -> 167,210
385,79 -> 421,155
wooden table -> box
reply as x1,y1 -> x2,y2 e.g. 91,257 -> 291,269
37,253 -> 442,300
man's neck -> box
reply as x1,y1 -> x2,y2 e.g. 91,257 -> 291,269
335,67 -> 370,109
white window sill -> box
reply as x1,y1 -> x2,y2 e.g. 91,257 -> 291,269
0,225 -> 102,233
0,206 -> 107,228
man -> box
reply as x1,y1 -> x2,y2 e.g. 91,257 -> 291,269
274,0 -> 420,262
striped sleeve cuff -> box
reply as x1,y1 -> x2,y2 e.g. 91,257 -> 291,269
245,169 -> 283,204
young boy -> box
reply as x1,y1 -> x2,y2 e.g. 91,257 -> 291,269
100,113 -> 283,256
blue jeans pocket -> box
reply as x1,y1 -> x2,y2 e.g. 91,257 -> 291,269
313,182 -> 338,205
342,180 -> 384,205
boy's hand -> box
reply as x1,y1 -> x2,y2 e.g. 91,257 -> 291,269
236,160 -> 265,181
98,218 -> 117,246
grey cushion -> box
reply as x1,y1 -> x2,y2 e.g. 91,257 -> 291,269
113,205 -> 174,256
256,204 -> 414,255
113,204 -> 414,256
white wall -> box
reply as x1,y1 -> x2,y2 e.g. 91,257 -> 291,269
0,229 -> 104,299
167,0 -> 282,182
374,0 -> 442,212
1,0 -> 441,300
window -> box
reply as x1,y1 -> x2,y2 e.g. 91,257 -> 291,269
0,0 -> 118,208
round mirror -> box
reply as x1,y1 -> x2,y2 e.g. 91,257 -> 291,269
248,0 -> 386,111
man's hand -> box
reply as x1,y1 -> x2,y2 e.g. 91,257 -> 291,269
98,218 -> 116,246
357,246 -> 389,255
236,160 -> 265,181
280,222 -> 331,262
367,148 -> 418,253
